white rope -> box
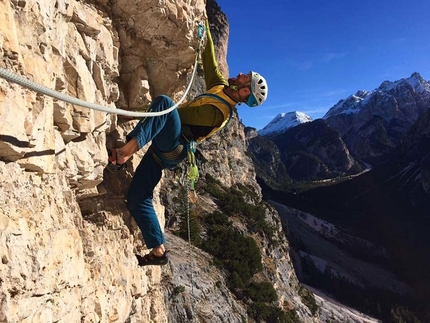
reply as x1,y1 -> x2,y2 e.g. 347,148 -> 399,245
0,23 -> 206,118
0,57 -> 196,118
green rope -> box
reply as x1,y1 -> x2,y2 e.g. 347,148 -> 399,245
187,141 -> 199,188
185,139 -> 199,320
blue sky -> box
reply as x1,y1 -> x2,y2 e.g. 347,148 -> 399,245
215,0 -> 430,130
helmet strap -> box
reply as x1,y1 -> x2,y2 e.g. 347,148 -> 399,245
230,82 -> 250,92
227,83 -> 251,104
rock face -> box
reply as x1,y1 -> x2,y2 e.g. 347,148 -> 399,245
1,0 -> 204,322
0,0 -> 205,189
0,1 -> 318,322
0,160 -> 166,322
0,1 -> 383,322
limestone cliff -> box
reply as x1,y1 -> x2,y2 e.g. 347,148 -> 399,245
1,0 -> 330,322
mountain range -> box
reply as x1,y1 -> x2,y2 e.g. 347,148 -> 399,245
247,72 -> 430,322
250,72 -> 430,182
259,72 -> 430,139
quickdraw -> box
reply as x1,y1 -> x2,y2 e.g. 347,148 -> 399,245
186,140 -> 199,204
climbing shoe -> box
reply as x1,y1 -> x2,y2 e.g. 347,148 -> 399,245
136,250 -> 169,266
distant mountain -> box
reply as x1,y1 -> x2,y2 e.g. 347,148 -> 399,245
248,72 -> 430,323
245,127 -> 292,190
324,72 -> 430,165
324,72 -> 430,124
271,119 -> 363,181
390,107 -> 430,214
250,72 -> 430,181
323,90 -> 371,120
247,119 -> 363,183
258,111 -> 312,136
262,103 -> 430,323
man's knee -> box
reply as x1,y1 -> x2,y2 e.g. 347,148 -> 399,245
127,190 -> 153,213
152,95 -> 174,111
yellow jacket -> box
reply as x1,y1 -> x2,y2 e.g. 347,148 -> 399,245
178,20 -> 237,143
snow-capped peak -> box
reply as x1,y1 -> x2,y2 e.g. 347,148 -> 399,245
323,90 -> 370,119
377,72 -> 429,94
258,111 -> 313,136
323,72 -> 430,120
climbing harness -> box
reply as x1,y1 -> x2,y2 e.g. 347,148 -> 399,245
0,22 -> 207,119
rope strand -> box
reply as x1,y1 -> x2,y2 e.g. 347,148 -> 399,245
0,56 -> 195,118
186,179 -> 197,321
0,23 -> 206,118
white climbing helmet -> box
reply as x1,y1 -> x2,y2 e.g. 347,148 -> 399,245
246,71 -> 268,107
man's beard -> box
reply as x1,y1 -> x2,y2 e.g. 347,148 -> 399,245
228,77 -> 241,87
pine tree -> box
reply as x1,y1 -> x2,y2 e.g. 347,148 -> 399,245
177,187 -> 201,245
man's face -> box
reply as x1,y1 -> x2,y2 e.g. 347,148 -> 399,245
228,72 -> 251,87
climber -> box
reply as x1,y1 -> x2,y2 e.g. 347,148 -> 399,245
108,19 -> 268,266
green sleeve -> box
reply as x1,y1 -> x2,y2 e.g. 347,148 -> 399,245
202,19 -> 228,89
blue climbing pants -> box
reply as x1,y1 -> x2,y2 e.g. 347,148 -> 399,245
126,95 -> 187,248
